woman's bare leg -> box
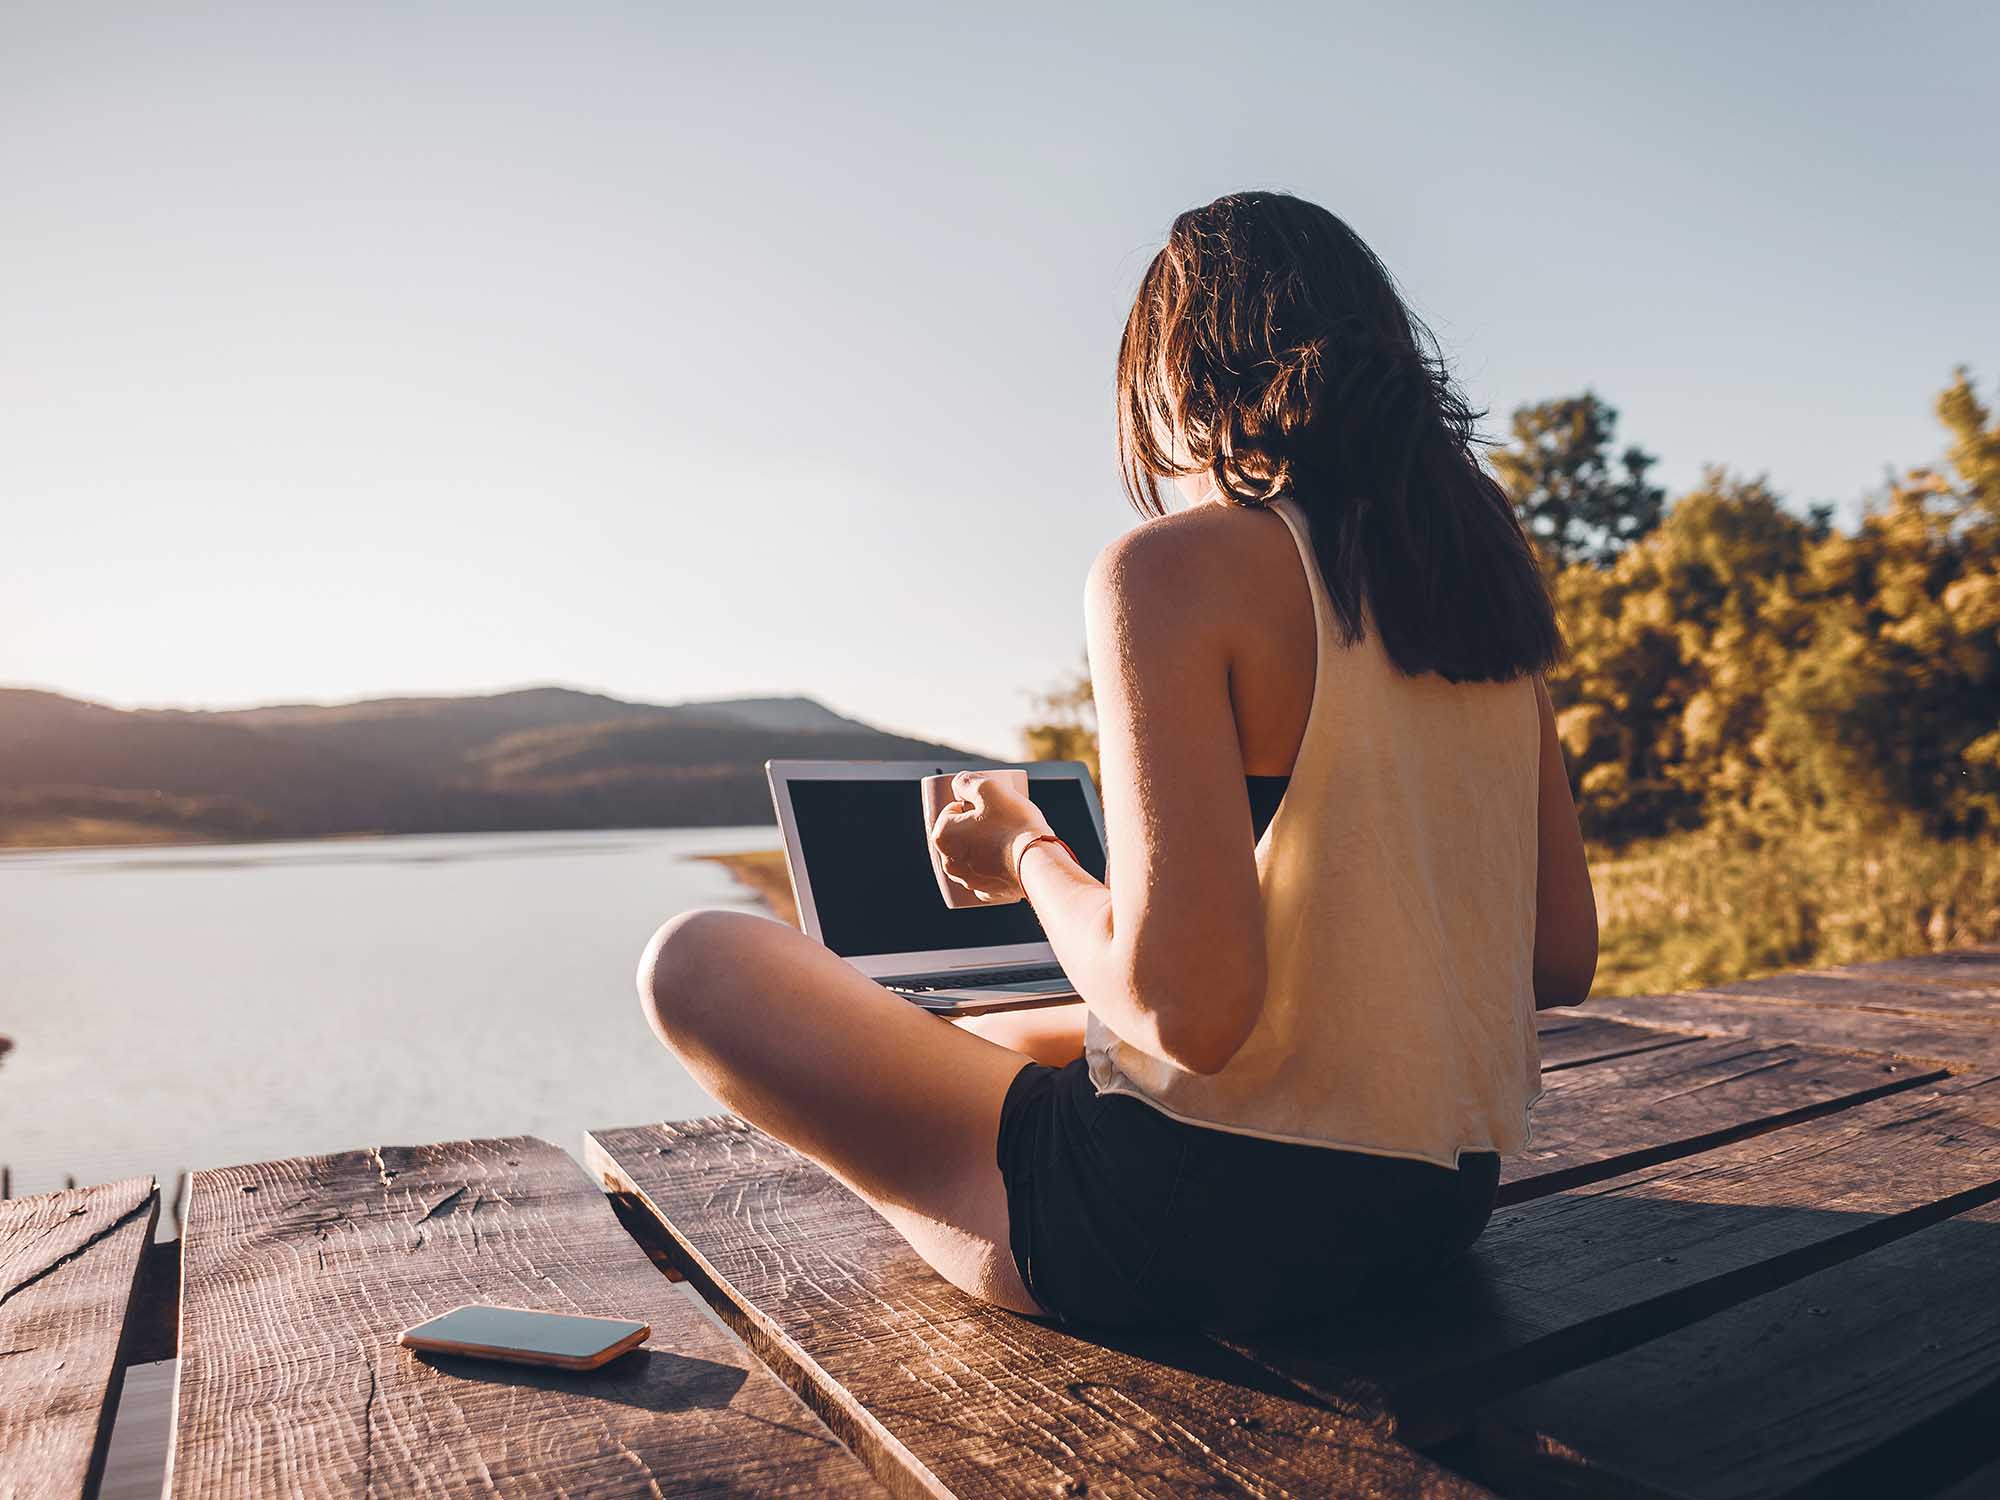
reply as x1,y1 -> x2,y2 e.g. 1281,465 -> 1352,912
636,908 -> 1046,1315
952,1002 -> 1087,1068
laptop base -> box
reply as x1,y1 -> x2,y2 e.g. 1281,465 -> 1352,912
884,984 -> 1081,1017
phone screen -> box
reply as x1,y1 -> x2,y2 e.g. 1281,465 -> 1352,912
400,1305 -> 649,1366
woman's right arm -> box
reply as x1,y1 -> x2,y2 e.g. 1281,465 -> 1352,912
1532,675 -> 1598,1008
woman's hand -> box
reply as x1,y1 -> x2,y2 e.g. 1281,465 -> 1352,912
929,770 -> 1055,904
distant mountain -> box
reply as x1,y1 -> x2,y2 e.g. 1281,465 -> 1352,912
0,686 -> 971,848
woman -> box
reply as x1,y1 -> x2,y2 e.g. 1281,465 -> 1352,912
637,190 -> 1598,1334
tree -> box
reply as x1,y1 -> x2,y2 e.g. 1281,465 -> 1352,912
1546,371 -> 2000,843
1547,471 -> 1810,841
1938,367 -> 2000,526
1779,372 -> 2000,835
1492,393 -> 1666,569
1021,653 -> 1098,781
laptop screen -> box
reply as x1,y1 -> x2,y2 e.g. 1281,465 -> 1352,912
788,776 -> 1108,960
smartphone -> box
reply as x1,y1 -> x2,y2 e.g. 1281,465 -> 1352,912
398,1304 -> 650,1371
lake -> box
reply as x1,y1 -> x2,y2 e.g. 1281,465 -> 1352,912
0,828 -> 783,1203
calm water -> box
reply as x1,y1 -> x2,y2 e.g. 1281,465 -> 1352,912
0,828 -> 782,1202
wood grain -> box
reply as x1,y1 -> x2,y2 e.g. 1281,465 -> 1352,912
169,1137 -> 883,1499
1504,1034 -> 1943,1200
1832,947 -> 2000,990
1707,971 -> 2000,1023
1579,990 -> 2000,1072
0,1176 -> 157,1500
1533,1014 -> 1706,1073
588,1119 -> 1500,1500
1230,1069 -> 2000,1444
1474,1190 -> 2000,1499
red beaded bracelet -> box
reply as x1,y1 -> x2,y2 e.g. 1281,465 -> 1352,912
1011,831 -> 1077,883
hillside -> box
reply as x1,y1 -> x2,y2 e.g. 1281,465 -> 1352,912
0,686 -> 969,848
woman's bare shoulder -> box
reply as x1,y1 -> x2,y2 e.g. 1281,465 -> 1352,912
1086,502 -> 1297,620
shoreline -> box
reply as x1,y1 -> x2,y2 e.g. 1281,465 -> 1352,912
698,851 -> 798,927
0,823 -> 783,858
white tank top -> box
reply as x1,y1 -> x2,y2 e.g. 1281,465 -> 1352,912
1084,495 -> 1547,1170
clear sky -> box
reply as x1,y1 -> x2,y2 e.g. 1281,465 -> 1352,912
4,2 -> 1995,756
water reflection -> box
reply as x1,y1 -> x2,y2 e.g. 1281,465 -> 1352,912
0,827 -> 776,1200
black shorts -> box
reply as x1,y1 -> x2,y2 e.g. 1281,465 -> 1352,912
995,1056 -> 1502,1334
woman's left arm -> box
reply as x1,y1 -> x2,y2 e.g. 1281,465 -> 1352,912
932,523 -> 1267,1075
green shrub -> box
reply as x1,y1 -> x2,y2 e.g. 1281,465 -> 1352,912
1591,819 -> 2000,995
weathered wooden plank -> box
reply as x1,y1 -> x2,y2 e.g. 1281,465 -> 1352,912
1228,1069 -> 2000,1445
170,1137 -> 882,1499
1474,1191 -> 2000,1500
1706,971 -> 2000,1024
587,1119 -> 1500,1500
1837,946 -> 2000,991
0,1176 -> 157,1500
1503,1034 -> 1942,1200
1580,990 -> 2000,1071
100,1360 -> 175,1500
1533,1013 -> 1705,1072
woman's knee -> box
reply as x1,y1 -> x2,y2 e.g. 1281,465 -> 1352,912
635,907 -> 765,1046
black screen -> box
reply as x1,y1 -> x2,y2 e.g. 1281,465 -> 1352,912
789,777 -> 1108,958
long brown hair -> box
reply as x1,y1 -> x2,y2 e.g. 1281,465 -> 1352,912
1116,191 -> 1562,683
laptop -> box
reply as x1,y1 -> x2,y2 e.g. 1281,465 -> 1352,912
766,758 -> 1109,1015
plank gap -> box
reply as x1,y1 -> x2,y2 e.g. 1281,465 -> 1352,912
1540,1035 -> 1707,1074
1497,1064 -> 1949,1207
1425,1169 -> 2000,1452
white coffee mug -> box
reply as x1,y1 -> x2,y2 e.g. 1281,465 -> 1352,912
921,768 -> 1031,909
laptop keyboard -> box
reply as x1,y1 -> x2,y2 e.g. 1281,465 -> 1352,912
887,963 -> 1069,992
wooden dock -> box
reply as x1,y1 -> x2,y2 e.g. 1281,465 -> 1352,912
5,947 -> 1998,1497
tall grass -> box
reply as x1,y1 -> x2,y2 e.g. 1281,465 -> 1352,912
1590,821 -> 2000,996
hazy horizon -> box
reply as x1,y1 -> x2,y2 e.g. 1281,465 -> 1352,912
1,675 -> 987,752
6,2 -> 1996,755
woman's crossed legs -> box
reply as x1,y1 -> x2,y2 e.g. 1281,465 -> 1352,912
636,908 -> 1073,1316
